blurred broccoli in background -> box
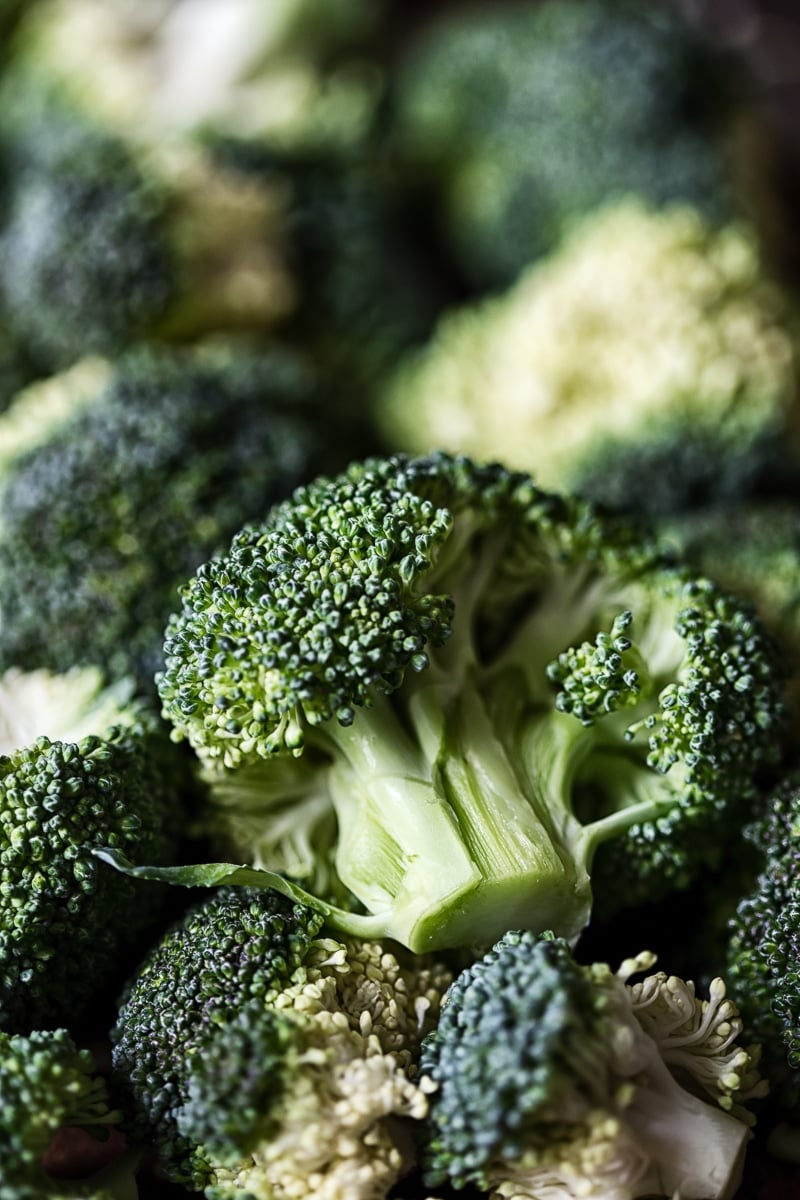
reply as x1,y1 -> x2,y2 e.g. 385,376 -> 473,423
0,84 -> 293,370
388,0 -> 738,288
0,342 -> 353,690
381,201 -> 799,516
0,666 -> 187,1034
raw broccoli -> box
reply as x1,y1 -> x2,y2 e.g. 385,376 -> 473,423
388,0 -> 736,287
110,886 -> 451,1199
726,777 -> 800,1146
0,84 -> 292,369
107,452 -> 786,954
0,341 -> 346,689
660,504 -> 800,716
419,930 -> 766,1199
380,202 -> 799,516
0,1026 -> 131,1199
0,664 -> 186,1033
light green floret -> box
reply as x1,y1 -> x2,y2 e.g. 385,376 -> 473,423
124,453 -> 786,955
419,932 -> 767,1200
379,202 -> 798,514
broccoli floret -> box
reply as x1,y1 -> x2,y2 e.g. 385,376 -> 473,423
0,342 -> 345,689
9,0 -> 383,144
380,202 -> 799,517
388,0 -> 736,287
0,664 -> 185,1032
109,452 -> 786,954
111,886 -> 451,1199
420,931 -> 766,1199
726,777 -> 800,1139
660,504 -> 800,719
0,1026 -> 127,1199
0,85 -> 293,369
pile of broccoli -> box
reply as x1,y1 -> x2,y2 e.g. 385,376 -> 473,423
3,1 -> 800,1197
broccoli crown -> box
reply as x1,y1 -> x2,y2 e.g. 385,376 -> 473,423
111,886 -> 450,1198
379,202 -> 798,517
0,1026 -> 119,1199
389,0 -> 734,285
0,90 -> 173,368
726,777 -> 800,1118
0,342 -> 339,688
0,666 -> 184,1033
150,452 -> 786,953
420,931 -> 764,1198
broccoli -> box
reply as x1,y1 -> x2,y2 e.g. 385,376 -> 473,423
110,885 -> 451,1199
725,777 -> 800,1150
388,0 -> 736,287
0,664 -> 186,1033
8,0 -> 383,144
379,202 -> 799,517
659,504 -> 800,718
0,1026 -> 132,1199
105,452 -> 786,954
419,930 -> 766,1199
0,84 -> 293,369
0,341 -> 348,689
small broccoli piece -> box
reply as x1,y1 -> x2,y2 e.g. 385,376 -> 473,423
380,202 -> 798,516
388,0 -> 736,287
726,777 -> 800,1141
420,931 -> 765,1199
0,341 -> 344,688
0,664 -> 185,1033
0,85 -> 293,369
0,1027 -> 126,1199
660,503 -> 800,718
121,452 -> 787,954
111,886 -> 451,1199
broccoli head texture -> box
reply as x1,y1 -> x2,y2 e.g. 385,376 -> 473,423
0,664 -> 186,1033
0,84 -> 293,368
726,777 -> 800,1128
0,1026 -> 122,1199
379,202 -> 799,517
420,931 -> 766,1200
389,0 -> 735,286
111,886 -> 451,1199
0,342 -> 344,688
138,452 -> 787,954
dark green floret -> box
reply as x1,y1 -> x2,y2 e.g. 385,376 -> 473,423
726,778 -> 800,1127
0,1027 -> 122,1199
0,666 -> 185,1032
143,452 -> 787,953
389,0 -> 734,286
419,931 -> 765,1198
0,342 -> 341,688
111,886 -> 450,1198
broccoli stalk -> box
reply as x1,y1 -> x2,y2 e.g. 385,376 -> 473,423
419,932 -> 766,1200
102,454 -> 786,954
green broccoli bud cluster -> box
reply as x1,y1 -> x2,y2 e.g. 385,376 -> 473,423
420,931 -> 766,1199
0,665 -> 186,1032
137,453 -> 787,953
0,1026 -> 121,1199
0,341 -> 342,688
111,886 -> 451,1199
389,0 -> 735,286
547,609 -> 648,725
